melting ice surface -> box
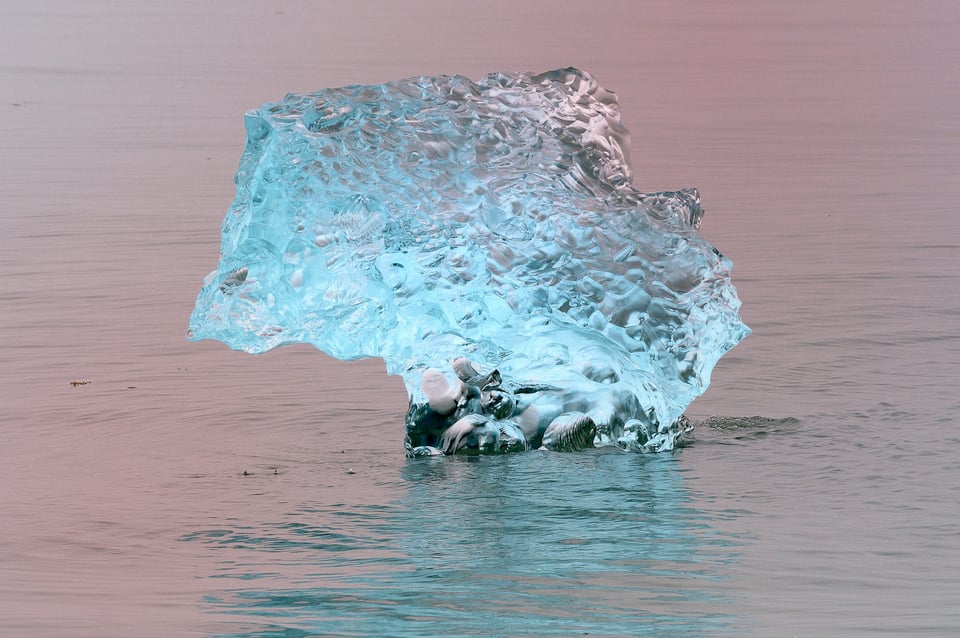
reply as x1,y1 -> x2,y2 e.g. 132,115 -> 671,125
188,68 -> 749,455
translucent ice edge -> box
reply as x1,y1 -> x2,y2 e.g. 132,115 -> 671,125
187,67 -> 750,455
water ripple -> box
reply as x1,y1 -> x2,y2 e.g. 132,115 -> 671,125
182,452 -> 741,636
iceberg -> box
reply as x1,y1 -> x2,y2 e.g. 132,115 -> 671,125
187,68 -> 749,455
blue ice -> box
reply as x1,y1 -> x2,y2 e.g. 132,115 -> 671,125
188,68 -> 749,455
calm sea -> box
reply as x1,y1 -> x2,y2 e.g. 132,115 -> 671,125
2,1 -> 958,636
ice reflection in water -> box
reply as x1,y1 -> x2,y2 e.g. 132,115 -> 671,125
183,452 -> 741,637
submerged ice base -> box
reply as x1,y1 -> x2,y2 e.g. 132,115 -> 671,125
188,68 -> 749,455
